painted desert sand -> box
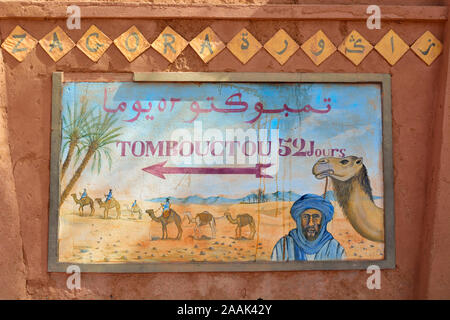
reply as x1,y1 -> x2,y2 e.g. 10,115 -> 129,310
58,200 -> 384,264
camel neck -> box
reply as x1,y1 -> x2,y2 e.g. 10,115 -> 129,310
332,176 -> 374,214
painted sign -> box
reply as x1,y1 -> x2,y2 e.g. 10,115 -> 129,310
49,72 -> 395,272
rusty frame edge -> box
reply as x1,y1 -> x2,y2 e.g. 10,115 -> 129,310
48,71 -> 63,273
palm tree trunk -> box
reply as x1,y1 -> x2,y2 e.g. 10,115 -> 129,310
61,139 -> 77,179
60,145 -> 96,207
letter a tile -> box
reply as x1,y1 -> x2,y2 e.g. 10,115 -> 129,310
39,26 -> 75,62
411,31 -> 443,66
1,26 -> 38,62
114,26 -> 150,62
190,27 -> 225,63
264,29 -> 299,65
301,30 -> 336,66
77,25 -> 112,62
151,26 -> 188,63
374,30 -> 409,66
338,30 -> 373,66
227,28 -> 262,64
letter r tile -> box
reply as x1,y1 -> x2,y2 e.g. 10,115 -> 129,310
264,29 -> 299,65
151,26 -> 188,63
76,25 -> 112,62
1,26 -> 38,62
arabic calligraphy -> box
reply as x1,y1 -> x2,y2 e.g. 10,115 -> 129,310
241,32 -> 249,50
312,39 -> 325,56
102,89 -> 332,124
419,39 -> 436,56
345,35 -> 365,54
276,40 -> 288,55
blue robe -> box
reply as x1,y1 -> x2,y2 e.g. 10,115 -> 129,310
132,200 -> 137,208
271,231 -> 345,261
105,190 -> 112,201
80,190 -> 87,199
163,201 -> 170,211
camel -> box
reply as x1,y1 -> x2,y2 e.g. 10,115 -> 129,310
312,156 -> 384,242
71,193 -> 95,216
146,209 -> 183,240
126,204 -> 143,219
95,197 -> 121,219
185,211 -> 216,239
224,212 -> 256,240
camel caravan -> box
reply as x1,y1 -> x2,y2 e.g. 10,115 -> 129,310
70,191 -> 258,241
68,155 -> 383,243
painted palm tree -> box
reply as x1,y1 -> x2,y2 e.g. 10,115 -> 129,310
60,111 -> 122,207
60,99 -> 91,179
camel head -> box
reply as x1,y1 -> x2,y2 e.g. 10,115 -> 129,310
312,156 -> 364,181
224,211 -> 231,217
145,209 -> 155,216
94,198 -> 102,204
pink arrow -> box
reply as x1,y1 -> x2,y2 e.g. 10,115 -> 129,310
142,161 -> 272,179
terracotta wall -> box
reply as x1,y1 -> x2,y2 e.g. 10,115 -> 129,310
0,1 -> 449,299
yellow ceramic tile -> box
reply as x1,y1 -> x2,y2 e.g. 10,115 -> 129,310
114,26 -> 150,62
1,26 -> 37,62
374,30 -> 409,66
411,31 -> 443,66
76,25 -> 112,62
39,26 -> 75,62
151,26 -> 188,63
190,27 -> 225,63
227,28 -> 262,64
301,30 -> 336,66
338,30 -> 373,66
264,29 -> 299,65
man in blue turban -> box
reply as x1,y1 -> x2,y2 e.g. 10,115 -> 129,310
271,194 -> 345,261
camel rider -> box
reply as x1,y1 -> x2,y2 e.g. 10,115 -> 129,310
131,200 -> 137,208
80,188 -> 87,200
105,189 -> 112,203
161,198 -> 171,218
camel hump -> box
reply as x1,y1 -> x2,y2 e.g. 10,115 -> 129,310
239,213 -> 254,224
198,212 -> 212,223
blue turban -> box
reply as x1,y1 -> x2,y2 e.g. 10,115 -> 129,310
290,194 -> 334,223
288,194 -> 335,255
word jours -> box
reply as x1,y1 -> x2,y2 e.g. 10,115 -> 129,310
0,24 -> 443,67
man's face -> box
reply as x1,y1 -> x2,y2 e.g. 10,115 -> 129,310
300,209 -> 323,241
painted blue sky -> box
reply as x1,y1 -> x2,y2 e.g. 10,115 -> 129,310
61,82 -> 383,201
